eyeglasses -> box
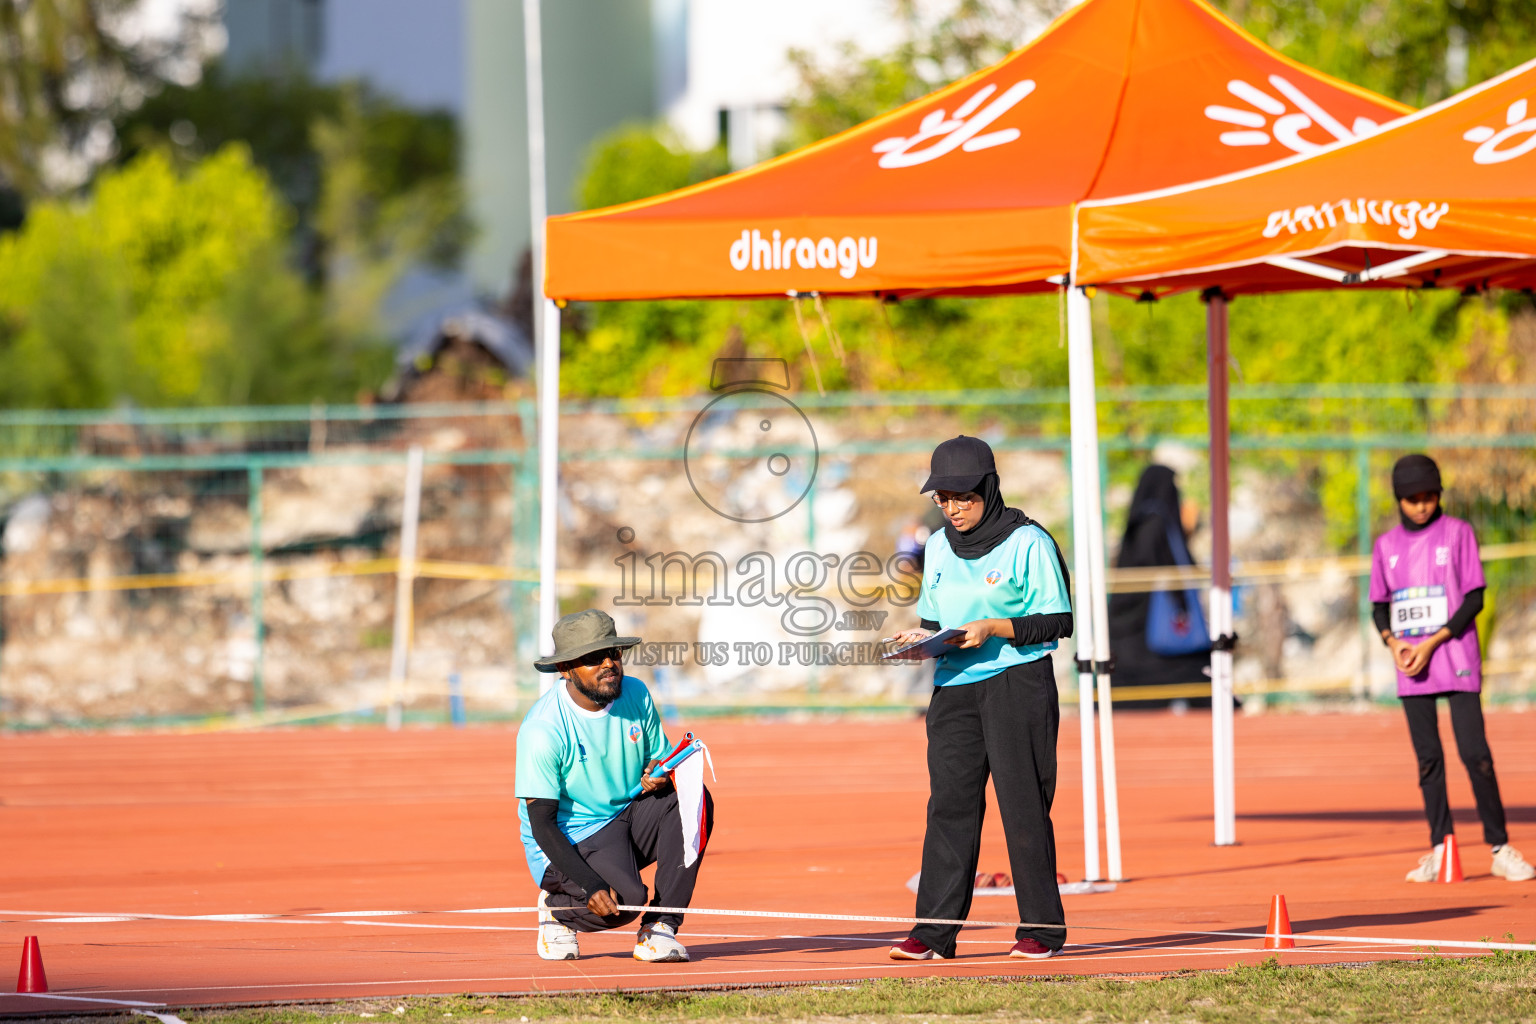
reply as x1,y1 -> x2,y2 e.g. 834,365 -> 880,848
574,647 -> 622,667
932,493 -> 979,510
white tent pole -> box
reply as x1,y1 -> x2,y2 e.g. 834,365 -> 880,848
1205,289 -> 1237,846
1065,286 -> 1102,883
524,0 -> 561,688
1068,286 -> 1124,881
387,445 -> 424,731
1084,415 -> 1124,882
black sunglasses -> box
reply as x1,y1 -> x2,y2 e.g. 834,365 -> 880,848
573,646 -> 622,667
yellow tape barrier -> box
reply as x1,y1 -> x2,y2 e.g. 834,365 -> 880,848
0,558 -> 579,597
8,542 -> 1536,599
1102,541 -> 1536,592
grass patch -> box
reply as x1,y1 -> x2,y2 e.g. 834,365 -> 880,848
55,955 -> 1536,1024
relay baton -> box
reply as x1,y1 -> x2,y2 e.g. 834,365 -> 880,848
627,737 -> 703,799
660,731 -> 695,765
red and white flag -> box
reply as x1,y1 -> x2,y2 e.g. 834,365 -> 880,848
670,740 -> 715,867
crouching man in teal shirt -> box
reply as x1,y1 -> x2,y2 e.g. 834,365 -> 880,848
516,609 -> 714,963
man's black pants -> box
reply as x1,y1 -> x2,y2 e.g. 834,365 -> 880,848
541,787 -> 714,933
911,658 -> 1066,956
1402,691 -> 1507,847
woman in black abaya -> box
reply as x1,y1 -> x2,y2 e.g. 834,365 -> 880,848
1107,465 -> 1212,709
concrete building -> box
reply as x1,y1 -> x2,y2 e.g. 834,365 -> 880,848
462,0 -> 657,297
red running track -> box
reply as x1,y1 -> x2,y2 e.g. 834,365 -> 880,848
4,709 -> 1536,1013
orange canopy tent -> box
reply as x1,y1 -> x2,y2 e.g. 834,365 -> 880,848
536,0 -> 1410,876
1074,56 -> 1536,292
1068,57 -> 1536,852
544,0 -> 1406,301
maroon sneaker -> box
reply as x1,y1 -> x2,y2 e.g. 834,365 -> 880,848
889,937 -> 946,960
1009,938 -> 1059,960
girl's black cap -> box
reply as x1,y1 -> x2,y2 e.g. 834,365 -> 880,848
921,435 -> 995,493
1392,454 -> 1442,499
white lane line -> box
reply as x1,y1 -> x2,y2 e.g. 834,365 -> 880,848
329,920 -> 531,932
62,948 -> 1470,999
6,906 -> 1519,953
6,993 -> 165,1007
0,911 -> 328,926
133,1009 -> 189,1024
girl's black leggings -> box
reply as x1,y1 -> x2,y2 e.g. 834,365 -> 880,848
1402,691 -> 1507,847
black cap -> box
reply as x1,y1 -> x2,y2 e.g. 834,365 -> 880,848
1392,454 -> 1442,499
921,435 -> 995,493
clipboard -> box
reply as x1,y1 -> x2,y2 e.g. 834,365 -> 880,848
880,628 -> 964,661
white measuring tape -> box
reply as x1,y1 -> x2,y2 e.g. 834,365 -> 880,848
5,904 -> 1534,953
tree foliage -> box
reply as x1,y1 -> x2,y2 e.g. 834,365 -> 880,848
116,69 -> 468,273
783,0 -> 1067,150
1222,0 -> 1536,107
576,124 -> 726,212
312,86 -> 472,340
0,0 -> 215,198
0,12 -> 468,411
0,145 -> 387,408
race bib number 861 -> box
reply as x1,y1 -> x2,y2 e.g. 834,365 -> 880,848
1390,585 -> 1449,638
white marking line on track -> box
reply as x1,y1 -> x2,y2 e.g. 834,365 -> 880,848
617,902 -> 1536,951
6,993 -> 165,1007
133,1009 -> 189,1024
9,904 -> 1531,954
0,910 -> 328,926
52,948 -> 1474,1000
329,920 -> 531,932
1059,945 -> 1461,962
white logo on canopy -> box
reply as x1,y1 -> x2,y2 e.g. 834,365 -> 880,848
871,80 -> 1035,168
1206,75 -> 1379,154
1463,98 -> 1536,164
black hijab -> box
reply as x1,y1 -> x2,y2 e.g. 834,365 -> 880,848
1118,465 -> 1193,568
943,471 -> 1028,559
1401,505 -> 1444,532
944,472 -> 1073,594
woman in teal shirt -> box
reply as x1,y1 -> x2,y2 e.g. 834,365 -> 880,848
888,435 -> 1073,962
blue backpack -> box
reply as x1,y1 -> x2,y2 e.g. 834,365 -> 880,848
1144,521 -> 1212,657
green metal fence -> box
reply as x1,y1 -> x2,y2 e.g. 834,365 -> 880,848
1,386 -> 1533,729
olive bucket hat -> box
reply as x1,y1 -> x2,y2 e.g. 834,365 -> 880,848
532,609 -> 642,672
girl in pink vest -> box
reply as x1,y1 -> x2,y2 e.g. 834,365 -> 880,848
1370,454 -> 1532,882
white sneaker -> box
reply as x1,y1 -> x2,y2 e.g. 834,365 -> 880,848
1406,845 -> 1444,883
536,891 -> 580,960
633,921 -> 689,963
1492,845 -> 1536,881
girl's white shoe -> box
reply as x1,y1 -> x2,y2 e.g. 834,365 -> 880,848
1405,845 -> 1444,883
1492,845 -> 1536,881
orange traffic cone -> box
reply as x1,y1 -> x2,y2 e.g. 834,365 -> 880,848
16,936 -> 48,993
1264,895 -> 1295,950
1437,834 -> 1464,883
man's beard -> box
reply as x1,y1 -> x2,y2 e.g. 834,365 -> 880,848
571,667 -> 622,707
